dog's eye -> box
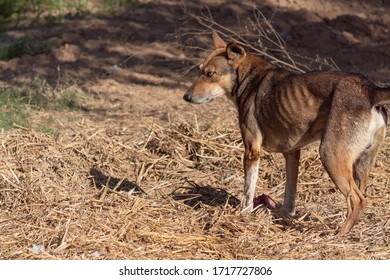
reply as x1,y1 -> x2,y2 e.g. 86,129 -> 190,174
206,71 -> 214,77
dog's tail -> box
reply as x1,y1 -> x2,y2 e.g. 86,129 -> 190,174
372,87 -> 390,105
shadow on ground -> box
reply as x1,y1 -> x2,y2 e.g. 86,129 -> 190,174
89,168 -> 146,195
171,181 -> 240,208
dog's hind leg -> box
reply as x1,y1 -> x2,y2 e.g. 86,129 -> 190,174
317,80 -> 384,235
353,107 -> 387,194
319,112 -> 371,235
282,150 -> 301,216
319,141 -> 368,236
353,126 -> 386,193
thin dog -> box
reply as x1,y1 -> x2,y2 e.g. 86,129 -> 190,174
183,31 -> 390,235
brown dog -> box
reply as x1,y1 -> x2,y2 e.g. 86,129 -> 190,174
183,31 -> 390,235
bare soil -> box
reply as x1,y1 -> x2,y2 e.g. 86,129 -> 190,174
0,0 -> 389,259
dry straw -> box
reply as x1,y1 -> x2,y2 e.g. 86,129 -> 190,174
0,107 -> 389,259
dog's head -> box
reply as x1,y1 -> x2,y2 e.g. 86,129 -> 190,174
183,32 -> 247,104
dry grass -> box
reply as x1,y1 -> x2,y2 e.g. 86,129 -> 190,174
0,0 -> 389,260
0,98 -> 389,259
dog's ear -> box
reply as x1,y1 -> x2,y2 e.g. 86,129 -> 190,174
226,42 -> 246,64
212,31 -> 227,49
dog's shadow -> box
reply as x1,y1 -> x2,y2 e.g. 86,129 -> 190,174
170,182 -> 304,231
89,168 -> 146,195
171,182 -> 240,208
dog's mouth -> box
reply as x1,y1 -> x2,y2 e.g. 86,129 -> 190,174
183,92 -> 214,104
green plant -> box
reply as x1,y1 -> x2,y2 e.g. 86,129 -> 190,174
0,87 -> 30,129
18,78 -> 80,111
102,0 -> 146,11
0,0 -> 27,19
0,80 -> 82,132
0,41 -> 25,61
0,0 -> 89,25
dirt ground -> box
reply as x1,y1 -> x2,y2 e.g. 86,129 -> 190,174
0,0 -> 389,259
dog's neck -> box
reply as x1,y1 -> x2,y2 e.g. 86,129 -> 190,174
230,54 -> 273,107
238,54 -> 273,81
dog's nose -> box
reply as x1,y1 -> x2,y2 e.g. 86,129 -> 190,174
183,92 -> 192,102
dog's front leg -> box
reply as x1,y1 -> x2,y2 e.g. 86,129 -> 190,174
241,132 -> 262,213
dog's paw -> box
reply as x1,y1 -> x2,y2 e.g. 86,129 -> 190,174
281,206 -> 296,217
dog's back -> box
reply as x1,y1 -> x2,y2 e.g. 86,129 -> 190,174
250,69 -> 383,152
